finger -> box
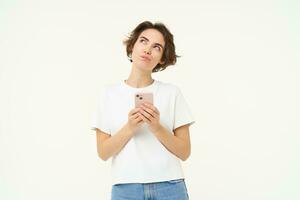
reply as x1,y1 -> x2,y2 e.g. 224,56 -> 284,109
144,110 -> 159,122
139,108 -> 153,119
140,105 -> 159,121
132,113 -> 140,120
137,114 -> 145,123
139,112 -> 151,123
132,112 -> 140,120
142,103 -> 159,115
134,116 -> 143,123
129,113 -> 139,123
137,118 -> 144,124
152,111 -> 159,119
140,106 -> 155,118
129,108 -> 142,116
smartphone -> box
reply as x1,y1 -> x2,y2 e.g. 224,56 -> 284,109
135,92 -> 153,108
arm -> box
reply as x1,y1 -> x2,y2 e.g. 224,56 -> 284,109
95,107 -> 144,161
96,124 -> 134,161
138,103 -> 191,161
152,124 -> 191,161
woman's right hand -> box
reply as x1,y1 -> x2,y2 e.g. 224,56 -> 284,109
126,107 -> 144,134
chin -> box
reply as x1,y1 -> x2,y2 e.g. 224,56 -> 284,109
136,64 -> 153,72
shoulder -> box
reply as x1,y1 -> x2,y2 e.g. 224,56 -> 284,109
157,80 -> 182,95
96,81 -> 122,95
94,84 -> 116,104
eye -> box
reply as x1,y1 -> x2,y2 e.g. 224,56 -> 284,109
140,39 -> 147,44
154,46 -> 161,51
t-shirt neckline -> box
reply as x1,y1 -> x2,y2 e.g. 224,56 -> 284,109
121,79 -> 157,91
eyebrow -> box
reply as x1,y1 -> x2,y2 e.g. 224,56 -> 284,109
139,36 -> 164,50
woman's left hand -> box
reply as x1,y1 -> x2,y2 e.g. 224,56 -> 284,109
138,103 -> 162,133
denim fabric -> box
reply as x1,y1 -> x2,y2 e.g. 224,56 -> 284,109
111,179 -> 189,200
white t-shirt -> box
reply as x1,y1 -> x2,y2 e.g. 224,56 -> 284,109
91,79 -> 195,185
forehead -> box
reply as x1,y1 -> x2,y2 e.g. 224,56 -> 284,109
138,29 -> 165,45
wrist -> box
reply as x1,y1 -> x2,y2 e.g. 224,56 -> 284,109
124,123 -> 135,135
151,123 -> 164,134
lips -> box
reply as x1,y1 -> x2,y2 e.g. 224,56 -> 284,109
140,55 -> 151,62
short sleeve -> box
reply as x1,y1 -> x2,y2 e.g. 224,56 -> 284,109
173,87 -> 195,130
90,88 -> 111,134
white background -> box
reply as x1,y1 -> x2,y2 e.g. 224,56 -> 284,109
0,0 -> 299,199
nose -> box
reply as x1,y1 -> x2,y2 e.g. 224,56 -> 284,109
144,46 -> 151,55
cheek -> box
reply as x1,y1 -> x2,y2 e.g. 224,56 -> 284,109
133,42 -> 143,51
132,45 -> 143,56
154,53 -> 163,62
130,48 -> 138,59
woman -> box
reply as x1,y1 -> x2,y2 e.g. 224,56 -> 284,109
91,21 -> 195,200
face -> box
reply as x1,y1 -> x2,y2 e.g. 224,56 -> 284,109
131,28 -> 165,71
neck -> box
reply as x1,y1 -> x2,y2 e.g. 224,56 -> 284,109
125,67 -> 154,88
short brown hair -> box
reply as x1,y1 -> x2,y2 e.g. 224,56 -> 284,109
123,21 -> 180,73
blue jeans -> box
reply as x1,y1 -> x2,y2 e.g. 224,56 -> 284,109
111,179 -> 189,200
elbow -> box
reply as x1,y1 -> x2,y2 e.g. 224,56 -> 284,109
97,150 -> 109,161
178,140 -> 191,161
180,153 -> 190,161
180,148 -> 191,161
98,154 -> 109,161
